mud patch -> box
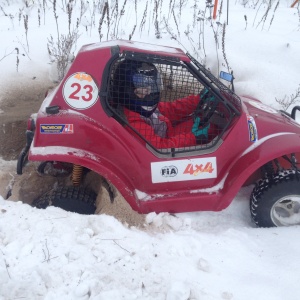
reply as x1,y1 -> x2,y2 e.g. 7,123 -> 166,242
0,75 -> 55,160
0,160 -> 146,228
0,120 -> 27,160
0,160 -> 17,200
0,75 -> 55,198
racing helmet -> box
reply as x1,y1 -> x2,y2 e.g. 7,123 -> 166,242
118,60 -> 163,117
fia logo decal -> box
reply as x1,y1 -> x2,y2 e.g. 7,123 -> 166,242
160,166 -> 178,177
151,158 -> 217,183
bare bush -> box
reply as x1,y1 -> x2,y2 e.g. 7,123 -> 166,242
23,13 -> 29,51
0,48 -> 21,71
275,84 -> 300,111
222,23 -> 231,73
139,1 -> 148,34
98,1 -> 109,41
241,0 -> 281,29
47,30 -> 79,82
154,0 -> 161,38
3,0 -> 297,85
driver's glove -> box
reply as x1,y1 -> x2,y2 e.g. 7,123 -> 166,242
192,117 -> 210,144
200,88 -> 215,102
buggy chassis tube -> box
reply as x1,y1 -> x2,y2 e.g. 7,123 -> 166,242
29,133 -> 300,214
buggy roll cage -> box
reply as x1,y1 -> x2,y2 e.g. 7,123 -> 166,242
100,50 -> 242,157
187,53 -> 242,115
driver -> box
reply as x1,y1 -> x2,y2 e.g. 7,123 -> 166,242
112,59 -> 212,149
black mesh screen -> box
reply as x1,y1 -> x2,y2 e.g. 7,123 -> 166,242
107,57 -> 234,156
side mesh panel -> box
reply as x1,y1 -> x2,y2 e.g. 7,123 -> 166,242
107,58 -> 233,155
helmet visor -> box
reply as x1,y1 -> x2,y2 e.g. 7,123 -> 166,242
132,71 -> 162,94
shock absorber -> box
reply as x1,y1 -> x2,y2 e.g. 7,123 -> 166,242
72,164 -> 83,186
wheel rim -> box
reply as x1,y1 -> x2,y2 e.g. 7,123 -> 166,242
270,195 -> 300,226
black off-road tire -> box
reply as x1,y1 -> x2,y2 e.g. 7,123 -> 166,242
17,147 -> 29,175
250,169 -> 300,227
32,186 -> 97,215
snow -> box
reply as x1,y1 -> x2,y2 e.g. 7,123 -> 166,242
83,39 -> 185,55
1,192 -> 300,300
1,0 -> 300,299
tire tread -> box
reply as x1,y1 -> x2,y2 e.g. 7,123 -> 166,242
250,169 -> 300,227
32,186 -> 97,215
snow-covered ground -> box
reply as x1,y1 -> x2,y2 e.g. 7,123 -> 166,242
1,186 -> 300,300
1,1 -> 300,299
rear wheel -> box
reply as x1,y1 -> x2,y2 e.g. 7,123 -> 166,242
16,146 -> 29,175
32,186 -> 97,215
250,169 -> 300,227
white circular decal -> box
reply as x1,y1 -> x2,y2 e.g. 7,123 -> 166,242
63,72 -> 99,110
249,100 -> 277,114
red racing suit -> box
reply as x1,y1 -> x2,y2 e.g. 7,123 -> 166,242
124,94 -> 201,148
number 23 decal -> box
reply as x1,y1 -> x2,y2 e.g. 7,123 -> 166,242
63,72 -> 99,110
69,83 -> 93,101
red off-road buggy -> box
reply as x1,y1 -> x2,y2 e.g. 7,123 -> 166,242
17,40 -> 300,227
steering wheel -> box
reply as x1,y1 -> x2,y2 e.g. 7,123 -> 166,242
194,88 -> 219,127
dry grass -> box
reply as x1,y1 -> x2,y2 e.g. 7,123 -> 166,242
0,0 -> 298,82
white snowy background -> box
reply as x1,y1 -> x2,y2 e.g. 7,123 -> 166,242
1,0 -> 300,299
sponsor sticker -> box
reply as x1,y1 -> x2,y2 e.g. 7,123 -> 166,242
40,124 -> 74,134
247,115 -> 258,142
63,72 -> 99,110
151,157 -> 217,183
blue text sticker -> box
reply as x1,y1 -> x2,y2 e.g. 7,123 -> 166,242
247,115 -> 258,142
40,124 -> 74,134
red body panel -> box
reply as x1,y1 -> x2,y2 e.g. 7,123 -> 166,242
28,40 -> 300,214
